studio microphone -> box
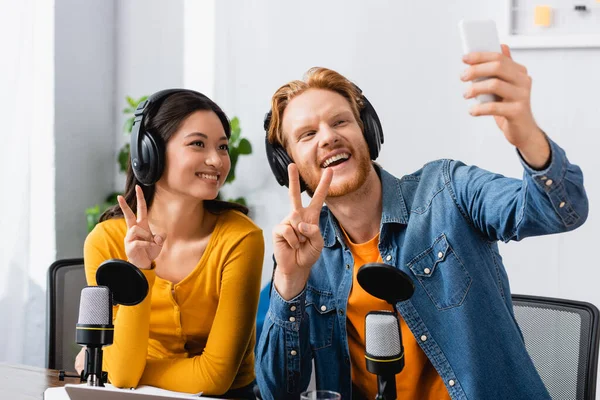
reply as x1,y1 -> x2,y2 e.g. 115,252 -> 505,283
76,285 -> 114,386
357,263 -> 415,400
58,259 -> 149,384
365,311 -> 403,400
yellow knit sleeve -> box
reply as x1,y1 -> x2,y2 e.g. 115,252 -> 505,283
139,228 -> 265,395
83,220 -> 156,389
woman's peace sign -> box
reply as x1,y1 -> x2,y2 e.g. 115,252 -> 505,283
117,185 -> 164,270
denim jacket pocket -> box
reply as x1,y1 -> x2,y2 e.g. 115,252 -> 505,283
305,287 -> 336,350
407,233 -> 472,310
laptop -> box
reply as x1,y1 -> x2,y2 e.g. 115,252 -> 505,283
59,384 -> 226,400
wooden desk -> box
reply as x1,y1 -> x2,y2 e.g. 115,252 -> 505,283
0,363 -> 80,400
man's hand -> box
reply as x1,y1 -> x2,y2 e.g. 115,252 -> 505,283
272,164 -> 333,300
462,44 -> 550,168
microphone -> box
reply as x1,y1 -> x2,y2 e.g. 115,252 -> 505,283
58,259 -> 148,384
357,263 -> 415,400
76,286 -> 114,386
365,311 -> 403,400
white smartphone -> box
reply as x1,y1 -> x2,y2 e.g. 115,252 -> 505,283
458,19 -> 502,104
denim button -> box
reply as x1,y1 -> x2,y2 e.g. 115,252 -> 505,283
424,268 -> 431,274
449,379 -> 456,387
386,255 -> 392,261
545,179 -> 553,186
437,251 -> 443,259
420,335 -> 427,342
559,201 -> 566,208
290,306 -> 297,312
321,305 -> 327,311
289,316 -> 296,322
290,350 -> 297,356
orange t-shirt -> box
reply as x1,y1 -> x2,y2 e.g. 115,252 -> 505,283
343,230 -> 450,400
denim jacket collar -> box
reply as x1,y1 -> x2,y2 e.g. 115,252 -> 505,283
322,164 -> 409,248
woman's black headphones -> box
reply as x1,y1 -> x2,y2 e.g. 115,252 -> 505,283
263,85 -> 384,192
130,89 -> 210,186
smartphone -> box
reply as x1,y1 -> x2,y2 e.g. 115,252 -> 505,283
458,19 -> 502,104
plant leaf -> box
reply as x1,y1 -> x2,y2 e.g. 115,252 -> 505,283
230,117 -> 241,142
225,170 -> 236,184
85,205 -> 101,233
104,191 -> 122,204
126,96 -> 137,107
228,197 -> 247,206
118,143 -> 130,173
237,138 -> 252,155
124,117 -> 134,134
225,152 -> 239,184
230,117 -> 240,133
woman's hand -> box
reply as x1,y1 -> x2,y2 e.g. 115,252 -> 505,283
117,185 -> 164,270
74,346 -> 85,375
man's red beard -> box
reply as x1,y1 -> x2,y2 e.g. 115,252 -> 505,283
297,143 -> 372,198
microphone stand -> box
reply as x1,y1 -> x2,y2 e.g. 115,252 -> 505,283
58,346 -> 108,385
376,374 -> 398,400
85,346 -> 105,386
58,368 -> 108,384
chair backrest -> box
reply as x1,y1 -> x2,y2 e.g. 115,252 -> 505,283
46,258 -> 87,371
512,294 -> 600,400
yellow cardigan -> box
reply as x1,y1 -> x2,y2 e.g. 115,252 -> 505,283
83,210 -> 264,395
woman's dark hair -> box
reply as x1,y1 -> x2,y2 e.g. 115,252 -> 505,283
100,91 -> 248,223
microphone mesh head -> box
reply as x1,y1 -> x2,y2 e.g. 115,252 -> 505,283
365,311 -> 401,357
78,286 -> 112,325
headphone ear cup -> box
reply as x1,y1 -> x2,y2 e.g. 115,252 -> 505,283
136,131 -> 164,185
265,138 -> 309,192
360,98 -> 384,160
265,137 -> 292,187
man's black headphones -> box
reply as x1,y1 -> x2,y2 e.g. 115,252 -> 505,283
130,89 -> 210,186
263,85 -> 384,192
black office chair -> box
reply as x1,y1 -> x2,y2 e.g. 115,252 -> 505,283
46,258 -> 87,371
512,295 -> 600,400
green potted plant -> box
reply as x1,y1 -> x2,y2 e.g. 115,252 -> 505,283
85,95 -> 252,233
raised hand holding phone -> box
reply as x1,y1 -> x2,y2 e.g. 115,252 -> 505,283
272,164 -> 333,300
459,19 -> 550,168
459,19 -> 503,104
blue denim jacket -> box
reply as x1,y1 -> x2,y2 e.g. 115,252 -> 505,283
256,138 -> 588,400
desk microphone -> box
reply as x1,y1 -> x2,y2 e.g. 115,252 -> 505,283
58,259 -> 149,384
358,263 -> 415,400
76,285 -> 114,386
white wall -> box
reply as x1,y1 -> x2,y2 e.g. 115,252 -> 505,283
55,0 -> 186,258
211,0 -> 600,303
54,0 -> 117,259
0,0 -> 56,368
113,0 -> 184,190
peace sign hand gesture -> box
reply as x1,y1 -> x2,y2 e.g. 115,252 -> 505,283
272,164 -> 333,300
117,185 -> 164,270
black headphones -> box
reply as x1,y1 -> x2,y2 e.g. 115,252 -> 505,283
130,89 -> 210,186
264,85 -> 384,192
